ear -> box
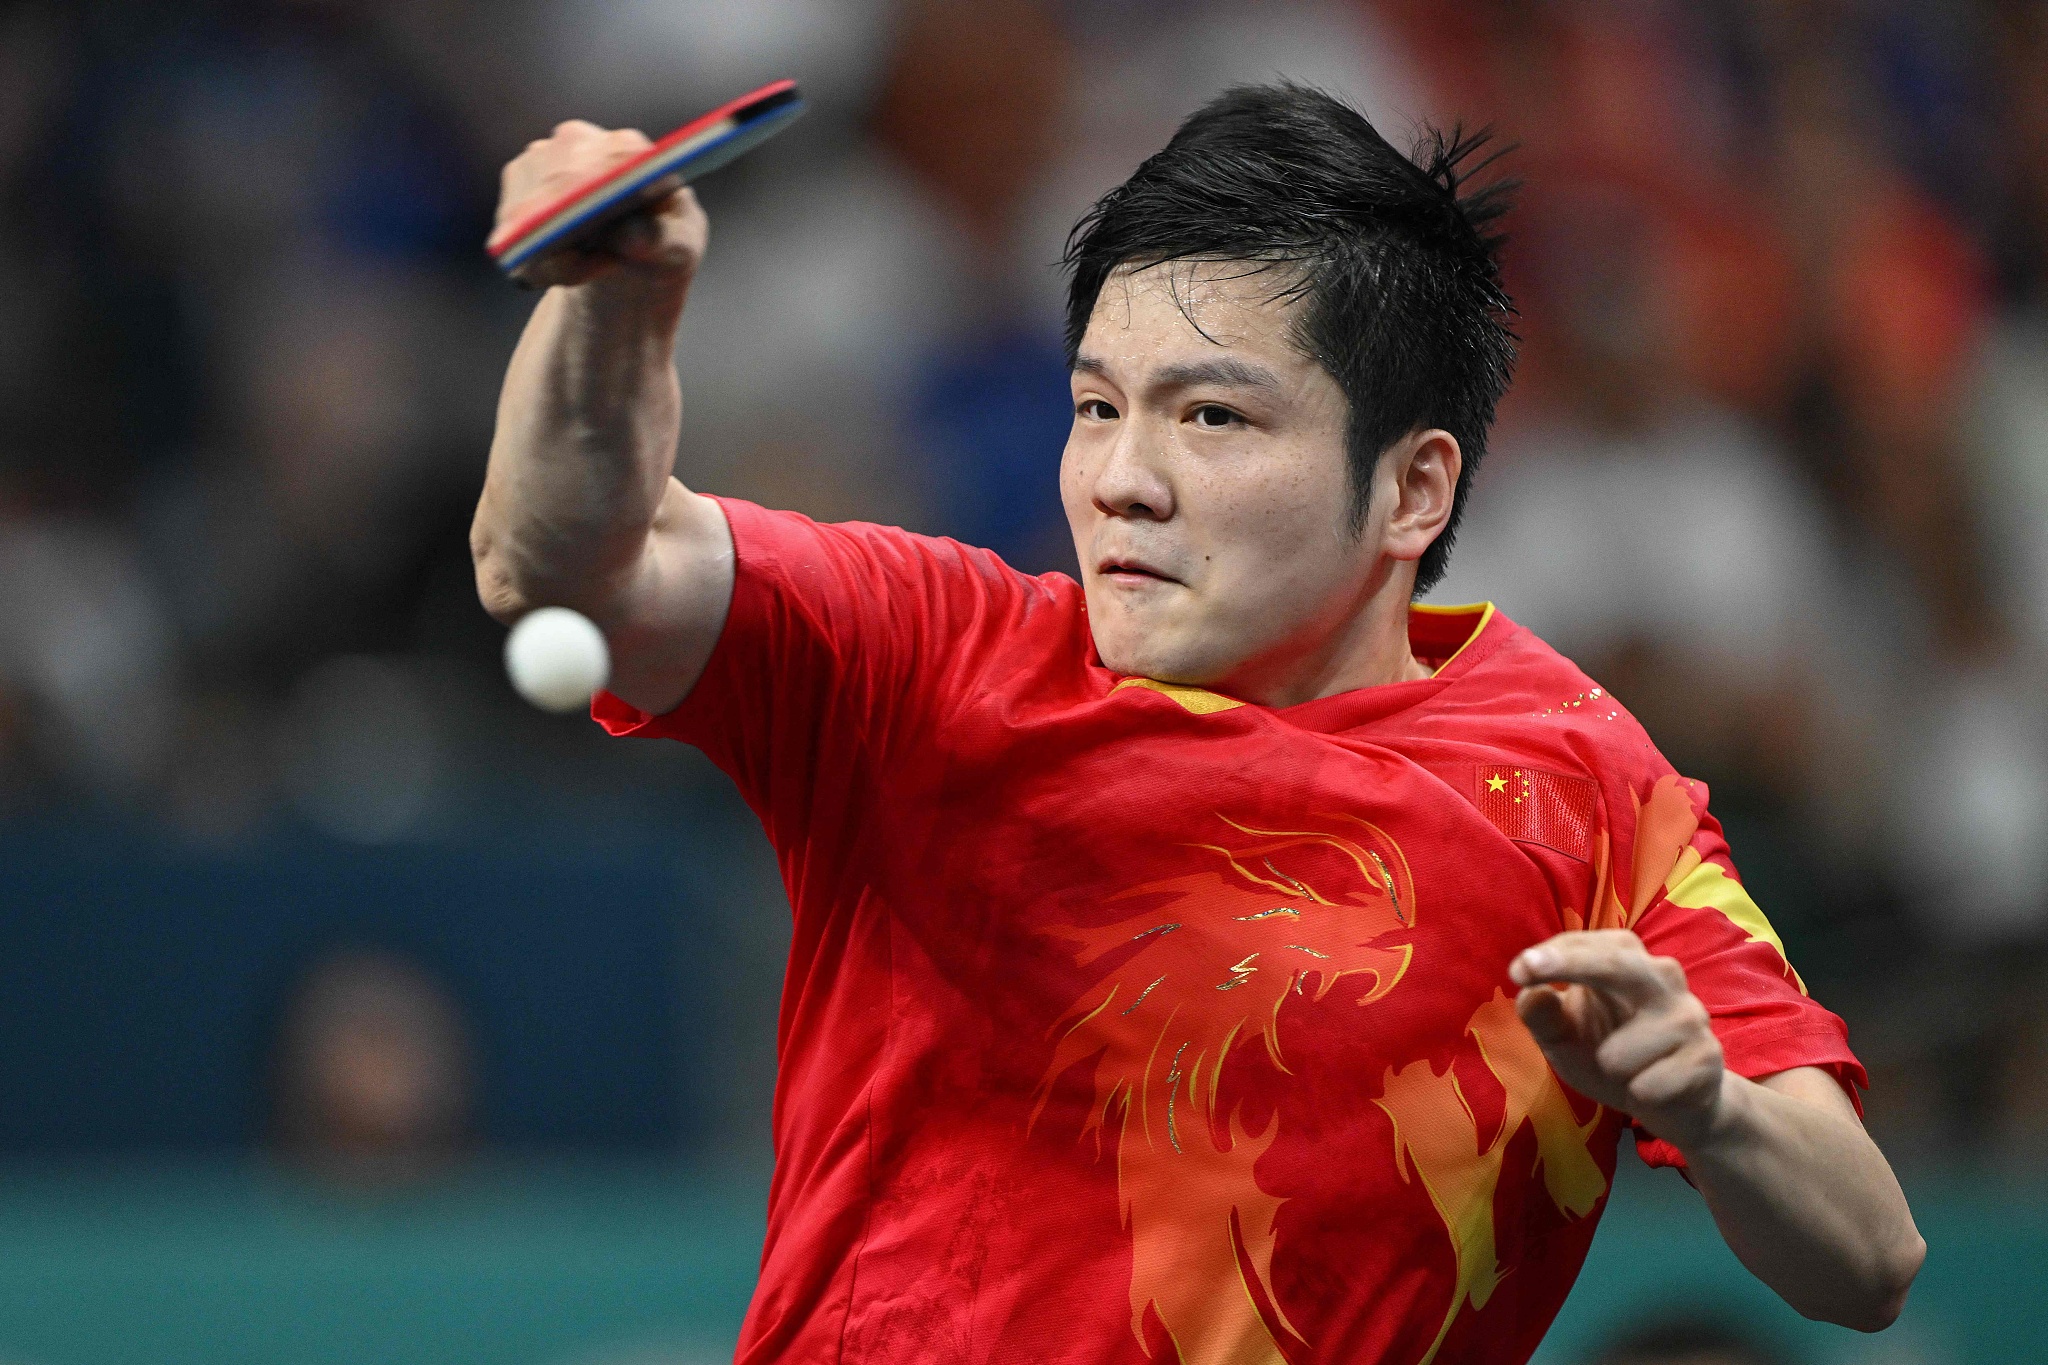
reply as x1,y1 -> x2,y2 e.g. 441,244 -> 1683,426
1377,429 -> 1462,564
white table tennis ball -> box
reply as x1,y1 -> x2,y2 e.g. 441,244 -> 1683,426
505,607 -> 611,713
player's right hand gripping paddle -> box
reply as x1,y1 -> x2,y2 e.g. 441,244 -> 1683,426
487,79 -> 805,280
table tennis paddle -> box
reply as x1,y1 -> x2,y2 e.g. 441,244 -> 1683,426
488,79 -> 805,277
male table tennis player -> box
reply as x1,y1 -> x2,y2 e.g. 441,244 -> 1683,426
473,87 -> 1922,1365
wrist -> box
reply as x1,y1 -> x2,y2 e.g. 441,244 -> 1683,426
563,265 -> 691,338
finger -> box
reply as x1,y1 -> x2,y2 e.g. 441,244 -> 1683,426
652,183 -> 707,232
605,210 -> 664,260
1509,929 -> 1647,984
621,198 -> 708,271
511,245 -> 608,290
572,127 -> 652,169
1592,1008 -> 1696,1078
1518,980 -> 1616,1042
590,213 -> 680,270
1625,1039 -> 1722,1111
1515,984 -> 1576,1046
607,192 -> 684,259
505,124 -> 645,197
1510,931 -> 1683,1008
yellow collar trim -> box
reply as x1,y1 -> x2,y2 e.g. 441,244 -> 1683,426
1111,602 -> 1494,712
1408,601 -> 1496,676
1111,677 -> 1246,714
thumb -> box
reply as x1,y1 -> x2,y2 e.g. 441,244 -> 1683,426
1516,984 -> 1578,1047
608,208 -> 669,263
511,243 -> 612,290
610,186 -> 706,272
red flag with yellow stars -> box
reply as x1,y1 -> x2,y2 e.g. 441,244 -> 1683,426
1476,765 -> 1599,861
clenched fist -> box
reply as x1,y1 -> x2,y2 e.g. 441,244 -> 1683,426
1509,929 -> 1729,1153
493,120 -> 710,290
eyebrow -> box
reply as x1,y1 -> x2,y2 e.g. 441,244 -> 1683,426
1073,354 -> 1284,396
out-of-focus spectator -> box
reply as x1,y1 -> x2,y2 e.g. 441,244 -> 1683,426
544,0 -> 893,134
0,516 -> 180,802
873,0 -> 1077,568
271,948 -> 474,1183
1976,3 -> 2048,652
1427,159 -> 1861,835
1584,1314 -> 1789,1365
660,0 -> 1084,565
1767,43 -> 1999,660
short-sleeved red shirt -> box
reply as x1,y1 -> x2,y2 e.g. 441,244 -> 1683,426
596,499 -> 1864,1365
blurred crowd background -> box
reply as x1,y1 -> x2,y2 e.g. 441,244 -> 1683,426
3,1 -> 2046,1362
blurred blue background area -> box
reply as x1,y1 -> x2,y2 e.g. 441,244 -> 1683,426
0,827 -> 698,1152
8,0 -> 2048,1361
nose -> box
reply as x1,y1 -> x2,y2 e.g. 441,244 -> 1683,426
1090,422 -> 1175,522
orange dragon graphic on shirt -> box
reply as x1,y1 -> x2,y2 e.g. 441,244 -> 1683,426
1032,814 -> 1610,1365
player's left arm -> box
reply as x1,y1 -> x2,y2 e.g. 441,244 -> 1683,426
1509,930 -> 1925,1332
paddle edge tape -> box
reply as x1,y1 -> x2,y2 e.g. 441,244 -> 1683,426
489,79 -> 804,273
494,104 -> 803,272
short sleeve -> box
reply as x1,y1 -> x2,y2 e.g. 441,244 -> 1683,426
1596,774 -> 1866,1170
590,497 -> 1065,845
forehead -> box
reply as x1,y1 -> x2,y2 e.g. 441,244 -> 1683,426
1080,260 -> 1312,371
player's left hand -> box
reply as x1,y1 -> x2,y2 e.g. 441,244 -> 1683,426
1509,929 -> 1727,1152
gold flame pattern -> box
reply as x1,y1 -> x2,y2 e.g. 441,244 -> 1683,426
1373,991 -> 1607,1365
1032,817 -> 1414,1364
1029,797 -> 1675,1365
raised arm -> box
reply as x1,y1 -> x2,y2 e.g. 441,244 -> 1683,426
1509,931 -> 1925,1331
471,121 -> 734,717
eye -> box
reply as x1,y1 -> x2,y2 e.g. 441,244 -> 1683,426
1077,398 -> 1120,421
1190,404 -> 1241,430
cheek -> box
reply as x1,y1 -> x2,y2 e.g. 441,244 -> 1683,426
1196,459 -> 1354,609
1206,457 -> 1342,560
1057,436 -> 1089,518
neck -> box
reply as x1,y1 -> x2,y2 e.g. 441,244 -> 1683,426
1220,563 -> 1429,709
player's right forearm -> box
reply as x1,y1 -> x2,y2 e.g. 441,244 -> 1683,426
471,271 -> 691,624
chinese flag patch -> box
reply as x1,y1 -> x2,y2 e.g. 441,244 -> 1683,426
1475,765 -> 1599,861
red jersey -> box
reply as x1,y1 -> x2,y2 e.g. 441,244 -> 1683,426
595,499 -> 1864,1365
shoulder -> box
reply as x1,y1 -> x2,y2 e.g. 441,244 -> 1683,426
1436,607 -> 1675,795
1436,606 -> 1603,718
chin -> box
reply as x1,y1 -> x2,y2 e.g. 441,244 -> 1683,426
1089,618 -> 1149,678
1090,622 -> 1218,687
1085,587 -> 1234,684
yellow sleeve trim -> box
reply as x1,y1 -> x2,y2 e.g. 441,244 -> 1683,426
1111,677 -> 1246,714
1662,853 -> 1807,995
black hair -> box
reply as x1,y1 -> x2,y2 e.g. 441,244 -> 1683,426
1062,83 -> 1517,594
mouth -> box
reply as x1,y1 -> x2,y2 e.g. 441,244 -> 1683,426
1097,557 -> 1180,587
